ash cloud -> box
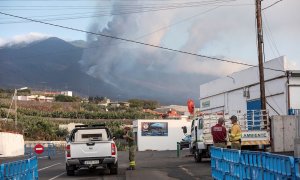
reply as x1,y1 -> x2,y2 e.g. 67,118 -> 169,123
80,1 -> 258,104
0,32 -> 50,48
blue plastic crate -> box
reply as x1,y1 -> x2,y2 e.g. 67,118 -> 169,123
0,156 -> 38,179
224,173 -> 239,180
263,169 -> 293,180
229,162 -> 241,178
262,153 -> 294,176
241,150 -> 262,167
211,146 -> 223,159
211,158 -> 216,168
223,148 -> 240,163
295,158 -> 300,179
212,168 -> 224,180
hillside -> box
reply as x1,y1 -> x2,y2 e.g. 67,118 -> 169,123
0,37 -> 121,98
0,37 -> 214,104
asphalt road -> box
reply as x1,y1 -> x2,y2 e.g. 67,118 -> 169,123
38,150 -> 212,180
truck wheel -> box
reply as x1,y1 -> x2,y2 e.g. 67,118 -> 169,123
194,150 -> 202,163
66,164 -> 75,176
67,170 -> 75,176
109,162 -> 118,175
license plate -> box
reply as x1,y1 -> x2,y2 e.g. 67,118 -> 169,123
84,160 -> 99,165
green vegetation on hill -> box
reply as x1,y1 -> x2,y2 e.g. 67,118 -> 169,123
55,95 -> 80,102
128,99 -> 160,110
0,95 -> 161,141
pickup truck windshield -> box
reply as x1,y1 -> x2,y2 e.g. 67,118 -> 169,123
73,129 -> 109,142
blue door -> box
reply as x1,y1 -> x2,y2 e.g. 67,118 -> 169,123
247,99 -> 261,130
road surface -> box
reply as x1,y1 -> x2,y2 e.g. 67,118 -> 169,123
37,150 -> 212,180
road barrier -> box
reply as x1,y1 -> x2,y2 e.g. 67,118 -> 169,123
24,143 -> 56,159
0,156 -> 38,179
295,158 -> 300,179
211,147 -> 296,180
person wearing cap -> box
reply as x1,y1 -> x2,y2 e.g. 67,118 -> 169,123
229,115 -> 242,150
123,126 -> 136,170
211,117 -> 227,148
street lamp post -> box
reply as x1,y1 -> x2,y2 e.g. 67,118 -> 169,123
6,87 -> 28,127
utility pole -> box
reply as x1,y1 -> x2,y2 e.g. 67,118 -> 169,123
255,0 -> 267,113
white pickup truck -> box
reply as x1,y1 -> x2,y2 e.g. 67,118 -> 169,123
65,125 -> 118,176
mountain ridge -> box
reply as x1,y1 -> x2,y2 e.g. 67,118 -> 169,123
0,37 -> 208,104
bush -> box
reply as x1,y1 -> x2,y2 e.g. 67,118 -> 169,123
128,99 -> 160,110
55,95 -> 79,102
55,128 -> 69,138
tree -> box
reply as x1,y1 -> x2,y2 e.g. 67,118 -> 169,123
88,96 -> 106,103
55,95 -> 79,102
128,99 -> 160,110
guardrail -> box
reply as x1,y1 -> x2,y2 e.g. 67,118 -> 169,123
211,147 -> 297,180
25,143 -> 56,159
0,156 -> 38,179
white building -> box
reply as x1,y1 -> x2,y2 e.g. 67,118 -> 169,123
61,91 -> 72,97
133,119 -> 191,151
14,95 -> 54,102
199,56 -> 300,116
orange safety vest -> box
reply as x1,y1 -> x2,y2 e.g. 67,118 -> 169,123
229,123 -> 242,142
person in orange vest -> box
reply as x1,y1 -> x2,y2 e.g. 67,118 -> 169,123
229,115 -> 242,150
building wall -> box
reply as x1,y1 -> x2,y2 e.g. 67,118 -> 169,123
289,76 -> 300,109
0,132 -> 24,157
199,57 -> 291,116
200,56 -> 286,99
271,115 -> 297,152
133,119 -> 191,151
61,91 -> 72,97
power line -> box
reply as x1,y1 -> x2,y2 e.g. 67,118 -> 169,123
0,11 -> 285,72
0,3 -> 253,24
0,0 -> 237,10
262,12 -> 280,56
0,6 -> 221,60
262,0 -> 283,10
0,0 -> 248,24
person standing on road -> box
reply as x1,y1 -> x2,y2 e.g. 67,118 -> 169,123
123,126 -> 136,170
211,117 -> 227,148
229,115 -> 242,150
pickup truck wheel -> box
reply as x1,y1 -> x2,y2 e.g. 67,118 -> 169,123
194,150 -> 202,163
66,164 -> 75,176
67,170 -> 75,176
109,162 -> 118,175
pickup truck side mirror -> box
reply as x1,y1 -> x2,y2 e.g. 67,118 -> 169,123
182,126 -> 187,134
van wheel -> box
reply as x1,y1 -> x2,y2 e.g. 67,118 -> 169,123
109,162 -> 118,175
194,150 -> 202,163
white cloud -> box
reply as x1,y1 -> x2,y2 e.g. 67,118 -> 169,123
0,32 -> 50,47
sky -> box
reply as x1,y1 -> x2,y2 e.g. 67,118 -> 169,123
0,0 -> 299,102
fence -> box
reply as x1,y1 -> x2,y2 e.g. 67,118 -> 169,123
0,156 -> 38,179
211,147 -> 298,180
24,143 -> 56,159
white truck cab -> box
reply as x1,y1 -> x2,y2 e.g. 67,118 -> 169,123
65,124 -> 118,176
183,110 -> 270,162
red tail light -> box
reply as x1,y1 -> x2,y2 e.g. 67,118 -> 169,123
111,143 -> 116,155
66,145 -> 71,158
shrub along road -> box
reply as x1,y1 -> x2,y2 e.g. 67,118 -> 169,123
38,150 -> 212,180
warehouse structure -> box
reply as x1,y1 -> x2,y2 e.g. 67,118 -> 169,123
199,56 -> 300,116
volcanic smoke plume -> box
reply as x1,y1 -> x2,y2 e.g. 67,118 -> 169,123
79,0 -> 246,103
